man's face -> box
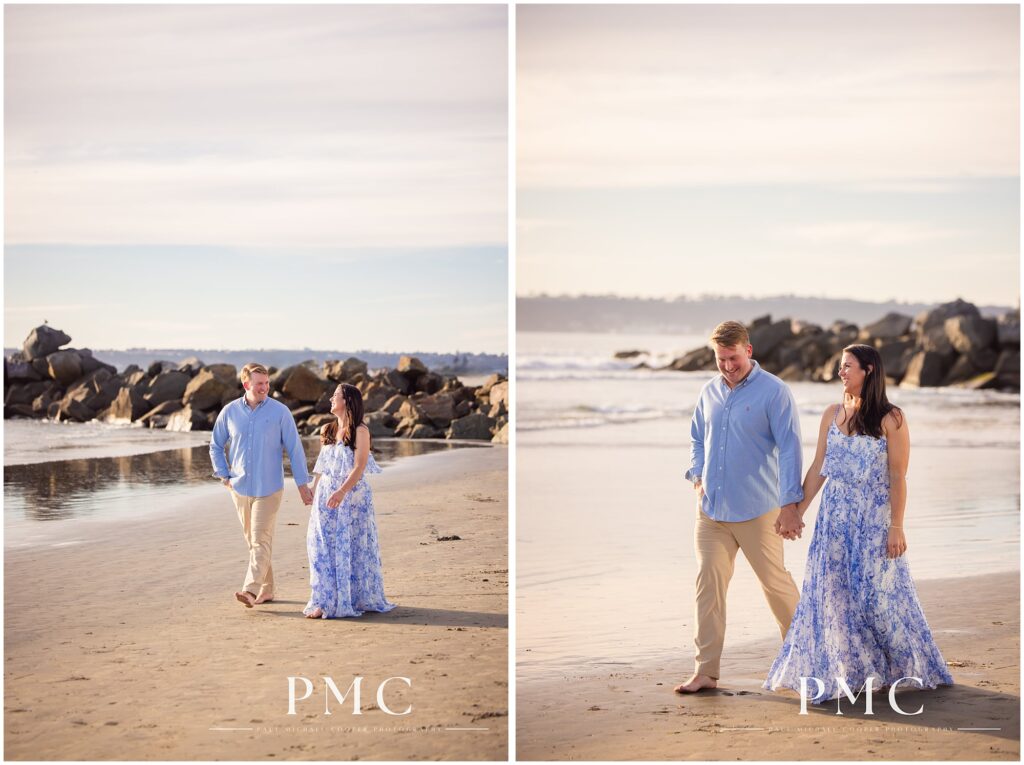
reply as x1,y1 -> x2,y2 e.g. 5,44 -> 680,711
243,372 -> 271,403
713,342 -> 753,386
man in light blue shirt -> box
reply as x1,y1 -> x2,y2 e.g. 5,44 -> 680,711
675,321 -> 805,694
210,362 -> 313,608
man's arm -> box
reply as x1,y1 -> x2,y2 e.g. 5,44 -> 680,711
684,395 -> 706,485
210,408 -> 232,483
768,385 -> 804,508
280,408 -> 313,504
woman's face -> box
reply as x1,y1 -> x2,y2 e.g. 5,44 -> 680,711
839,352 -> 871,397
330,387 -> 349,419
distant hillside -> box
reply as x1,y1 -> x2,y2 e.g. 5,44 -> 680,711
517,295 -> 1015,335
2,346 -> 507,377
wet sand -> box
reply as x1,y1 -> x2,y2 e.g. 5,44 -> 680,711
517,571 -> 1019,760
5,445 -> 508,760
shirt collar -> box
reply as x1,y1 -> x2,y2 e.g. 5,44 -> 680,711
241,394 -> 267,411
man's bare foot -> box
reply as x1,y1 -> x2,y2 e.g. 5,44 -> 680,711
305,608 -> 324,619
234,591 -> 256,608
674,673 -> 717,694
254,594 -> 274,604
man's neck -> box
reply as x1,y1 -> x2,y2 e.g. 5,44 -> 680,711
244,394 -> 261,409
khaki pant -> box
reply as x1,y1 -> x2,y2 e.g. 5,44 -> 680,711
693,506 -> 799,679
230,488 -> 284,599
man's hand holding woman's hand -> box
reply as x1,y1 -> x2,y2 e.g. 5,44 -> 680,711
298,484 -> 314,506
775,503 -> 805,540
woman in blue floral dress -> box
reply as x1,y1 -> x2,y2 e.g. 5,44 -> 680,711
304,383 -> 395,619
764,344 -> 952,702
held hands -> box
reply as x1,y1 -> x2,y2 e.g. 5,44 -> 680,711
298,484 -> 314,506
326,487 -> 348,509
775,504 -> 805,540
887,527 -> 907,558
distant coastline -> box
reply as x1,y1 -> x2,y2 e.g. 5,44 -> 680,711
517,294 -> 1015,335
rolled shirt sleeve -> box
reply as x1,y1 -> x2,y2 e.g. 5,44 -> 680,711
210,409 -> 232,480
685,396 -> 706,484
768,386 -> 804,507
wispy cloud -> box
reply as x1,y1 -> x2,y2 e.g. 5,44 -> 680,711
5,5 -> 507,248
782,221 -> 970,248
518,5 -> 1018,190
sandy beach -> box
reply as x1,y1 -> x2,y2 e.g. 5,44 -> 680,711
517,571 -> 1019,760
5,445 -> 508,760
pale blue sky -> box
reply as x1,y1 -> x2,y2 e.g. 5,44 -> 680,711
518,4 -> 1020,306
5,5 -> 507,352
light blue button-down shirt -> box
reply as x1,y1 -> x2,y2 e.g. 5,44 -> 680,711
210,396 -> 311,497
685,360 -> 804,522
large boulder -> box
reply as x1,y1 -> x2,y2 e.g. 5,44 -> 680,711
901,351 -> 950,388
5,381 -> 53,406
667,347 -> 714,372
23,325 -> 72,360
360,380 -> 396,412
994,349 -> 1020,390
77,349 -> 117,377
205,364 -> 239,385
417,392 -> 457,427
384,368 -> 412,395
55,394 -> 95,423
365,411 -> 397,438
183,369 -> 230,411
944,315 -> 997,355
147,360 -> 179,377
877,339 -> 917,381
176,356 -> 205,375
143,370 -> 190,406
136,399 -> 183,429
750,319 -> 794,359
380,394 -> 408,416
396,356 -> 428,378
324,357 -> 369,383
165,405 -> 212,432
488,380 -> 509,418
104,386 -> 152,424
395,418 -> 443,439
446,413 -> 496,440
997,311 -> 1020,347
5,357 -> 44,383
67,369 -> 122,412
915,299 -> 980,341
491,421 -> 509,444
46,350 -> 84,385
413,371 -> 444,395
281,365 -> 327,403
397,398 -> 427,423
859,312 -> 913,342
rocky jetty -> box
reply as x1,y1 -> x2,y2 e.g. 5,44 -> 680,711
4,326 -> 509,443
661,300 -> 1019,391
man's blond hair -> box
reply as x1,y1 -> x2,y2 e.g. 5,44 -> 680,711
240,362 -> 269,383
710,321 -> 750,348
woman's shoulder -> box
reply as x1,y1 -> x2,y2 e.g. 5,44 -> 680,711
882,407 -> 906,431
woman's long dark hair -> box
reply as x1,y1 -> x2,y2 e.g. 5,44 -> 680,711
320,383 -> 366,449
841,344 -> 903,438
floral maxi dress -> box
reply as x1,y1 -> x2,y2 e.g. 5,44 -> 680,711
304,443 -> 396,618
764,412 -> 953,701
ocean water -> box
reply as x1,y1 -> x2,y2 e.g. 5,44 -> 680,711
3,420 -> 479,549
517,331 -> 1020,681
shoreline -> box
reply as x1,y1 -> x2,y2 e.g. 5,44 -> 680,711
5,445 -> 509,760
516,570 -> 1020,761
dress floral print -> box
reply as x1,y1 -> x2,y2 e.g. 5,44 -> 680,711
764,412 -> 953,701
304,442 -> 395,618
